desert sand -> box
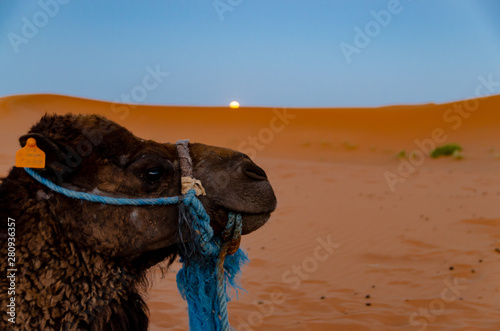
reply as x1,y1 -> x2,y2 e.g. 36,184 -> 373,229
1,94 -> 499,330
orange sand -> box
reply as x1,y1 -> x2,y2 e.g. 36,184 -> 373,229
1,94 -> 499,330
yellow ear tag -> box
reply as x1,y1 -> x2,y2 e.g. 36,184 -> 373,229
15,138 -> 46,168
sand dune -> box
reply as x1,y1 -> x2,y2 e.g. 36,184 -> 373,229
1,94 -> 499,330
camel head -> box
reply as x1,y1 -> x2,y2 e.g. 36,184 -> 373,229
19,114 -> 276,270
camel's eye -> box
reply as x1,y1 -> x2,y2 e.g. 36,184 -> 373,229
143,167 -> 163,184
129,155 -> 173,188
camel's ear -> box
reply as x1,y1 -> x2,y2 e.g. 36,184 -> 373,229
19,133 -> 81,183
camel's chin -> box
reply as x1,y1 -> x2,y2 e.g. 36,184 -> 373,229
211,209 -> 271,235
208,205 -> 273,236
239,212 -> 271,234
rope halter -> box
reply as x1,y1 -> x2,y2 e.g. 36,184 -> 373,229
23,139 -> 245,331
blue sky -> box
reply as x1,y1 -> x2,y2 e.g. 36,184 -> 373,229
1,0 -> 499,107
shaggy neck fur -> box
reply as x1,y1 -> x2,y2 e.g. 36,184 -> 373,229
0,171 -> 151,331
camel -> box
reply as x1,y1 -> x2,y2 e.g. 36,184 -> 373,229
0,114 -> 276,330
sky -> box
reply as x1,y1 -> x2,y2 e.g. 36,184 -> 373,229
1,0 -> 500,108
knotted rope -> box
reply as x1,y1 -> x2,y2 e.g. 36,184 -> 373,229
176,140 -> 246,331
22,139 -> 246,331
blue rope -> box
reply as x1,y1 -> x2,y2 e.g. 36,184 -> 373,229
216,214 -> 243,329
24,167 -> 181,205
177,212 -> 247,331
181,189 -> 215,254
23,167 -> 245,330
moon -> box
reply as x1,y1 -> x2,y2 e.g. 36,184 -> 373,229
229,101 -> 240,109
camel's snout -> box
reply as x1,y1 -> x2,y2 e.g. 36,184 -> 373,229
187,143 -> 277,234
242,163 -> 268,181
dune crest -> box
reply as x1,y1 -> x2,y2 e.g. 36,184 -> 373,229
1,93 -> 500,330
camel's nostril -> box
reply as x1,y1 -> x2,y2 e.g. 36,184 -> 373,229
243,164 -> 268,181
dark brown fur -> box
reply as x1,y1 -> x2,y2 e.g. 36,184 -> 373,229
0,114 -> 276,330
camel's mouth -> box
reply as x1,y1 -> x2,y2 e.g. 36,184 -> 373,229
238,212 -> 272,234
191,187 -> 276,236
216,207 -> 273,235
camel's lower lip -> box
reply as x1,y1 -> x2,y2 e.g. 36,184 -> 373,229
223,210 -> 272,235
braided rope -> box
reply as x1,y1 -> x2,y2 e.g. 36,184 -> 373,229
181,189 -> 215,254
217,213 -> 243,330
